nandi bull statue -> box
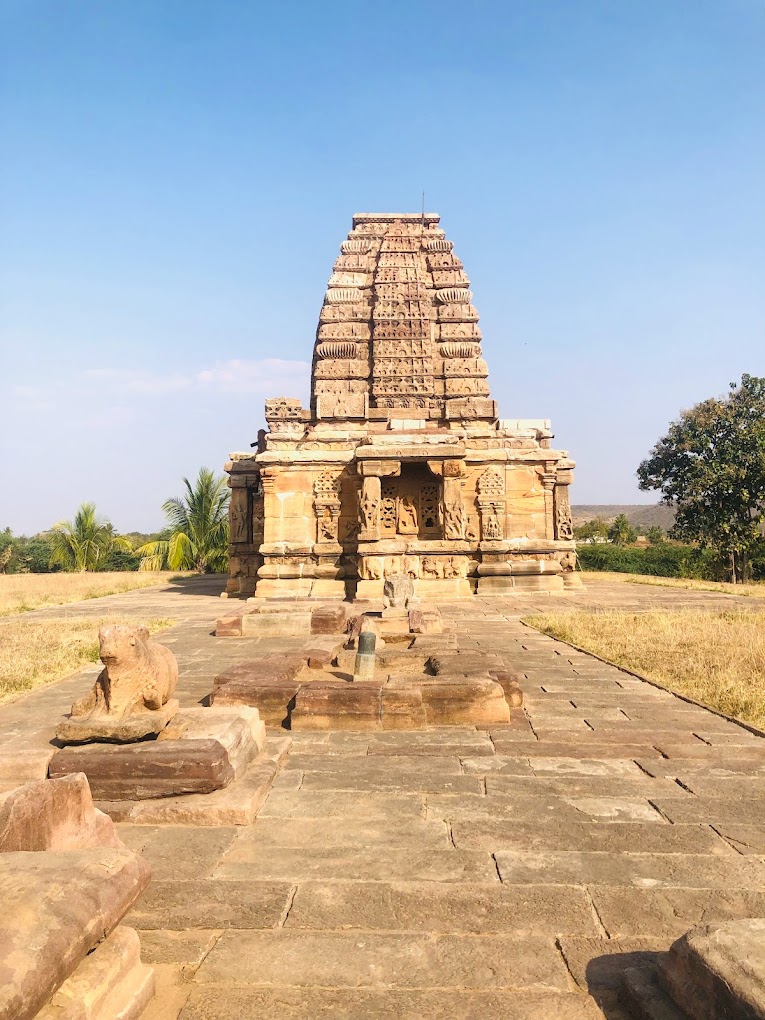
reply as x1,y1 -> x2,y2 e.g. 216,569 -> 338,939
56,624 -> 179,744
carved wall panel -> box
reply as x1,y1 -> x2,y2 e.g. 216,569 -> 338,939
317,322 -> 371,340
333,254 -> 372,271
438,303 -> 479,321
444,378 -> 490,396
432,270 -> 470,287
426,253 -> 463,270
328,272 -> 370,287
438,322 -> 482,340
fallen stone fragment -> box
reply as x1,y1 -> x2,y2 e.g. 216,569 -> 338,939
0,773 -> 121,852
0,848 -> 150,1020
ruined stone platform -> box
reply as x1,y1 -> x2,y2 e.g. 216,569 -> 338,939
3,576 -> 765,1018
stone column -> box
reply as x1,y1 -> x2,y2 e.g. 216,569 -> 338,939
541,470 -> 557,541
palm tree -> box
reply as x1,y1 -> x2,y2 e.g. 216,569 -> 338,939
138,468 -> 229,573
49,502 -> 132,571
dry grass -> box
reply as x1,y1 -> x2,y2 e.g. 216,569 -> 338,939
0,572 -> 191,617
580,571 -> 765,598
0,616 -> 176,703
524,609 -> 765,730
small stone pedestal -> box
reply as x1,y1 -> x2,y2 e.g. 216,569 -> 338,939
56,700 -> 179,744
50,707 -> 290,826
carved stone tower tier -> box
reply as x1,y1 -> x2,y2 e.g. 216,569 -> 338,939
225,213 -> 579,599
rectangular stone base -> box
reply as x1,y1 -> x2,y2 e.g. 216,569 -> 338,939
55,700 -> 179,745
49,708 -> 267,801
476,574 -> 565,594
36,925 -> 154,1020
241,611 -> 312,637
95,737 -> 292,826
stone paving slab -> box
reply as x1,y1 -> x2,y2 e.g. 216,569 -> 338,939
590,886 -> 765,937
495,850 -> 765,888
177,987 -> 606,1019
285,880 -> 599,935
127,880 -> 293,930
193,930 -> 573,989
3,576 -> 765,1019
451,819 -> 732,854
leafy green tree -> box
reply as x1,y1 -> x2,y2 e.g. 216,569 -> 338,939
48,502 -> 132,572
24,535 -> 58,573
646,526 -> 666,546
138,468 -> 229,573
608,514 -> 638,546
638,374 -> 765,582
574,518 -> 609,542
0,527 -> 15,573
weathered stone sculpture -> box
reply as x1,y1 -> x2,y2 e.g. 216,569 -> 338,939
382,573 -> 415,610
56,625 -> 179,744
225,213 -> 579,598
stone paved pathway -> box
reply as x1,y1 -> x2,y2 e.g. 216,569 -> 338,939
3,576 -> 765,1019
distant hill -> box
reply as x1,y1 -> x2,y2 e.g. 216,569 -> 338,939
572,504 -> 676,531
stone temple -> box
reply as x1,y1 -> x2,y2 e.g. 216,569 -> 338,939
225,213 -> 578,600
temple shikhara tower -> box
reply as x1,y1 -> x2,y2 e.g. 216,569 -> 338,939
225,213 -> 578,599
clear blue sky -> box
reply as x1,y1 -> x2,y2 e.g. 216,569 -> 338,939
1,0 -> 763,534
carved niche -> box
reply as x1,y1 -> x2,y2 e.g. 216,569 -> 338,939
379,467 -> 441,539
313,472 -> 342,545
477,467 -> 505,541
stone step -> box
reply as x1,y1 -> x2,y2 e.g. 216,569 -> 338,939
178,986 -> 605,1019
0,848 -> 150,1020
659,918 -> 765,1019
621,964 -> 688,1019
36,926 -> 154,1020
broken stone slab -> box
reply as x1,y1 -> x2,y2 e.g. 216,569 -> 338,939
0,773 -> 122,852
35,925 -> 154,1020
415,676 -> 511,726
242,611 -> 312,637
158,706 -> 265,778
310,603 -> 352,634
96,737 -> 292,826
56,699 -> 179,745
0,847 -> 151,1020
291,682 -> 383,731
212,655 -> 305,724
215,613 -> 244,637
302,636 -> 345,669
0,745 -> 56,783
659,917 -> 765,1019
48,739 -> 235,801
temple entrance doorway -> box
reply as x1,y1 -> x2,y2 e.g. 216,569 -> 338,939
379,463 -> 442,540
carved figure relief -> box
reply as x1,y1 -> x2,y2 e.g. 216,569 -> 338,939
230,489 -> 251,545
444,497 -> 465,540
313,472 -> 342,545
554,485 -> 574,541
358,556 -> 383,581
397,496 -> 418,535
382,574 -> 414,609
359,490 -> 379,533
421,557 -> 441,579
